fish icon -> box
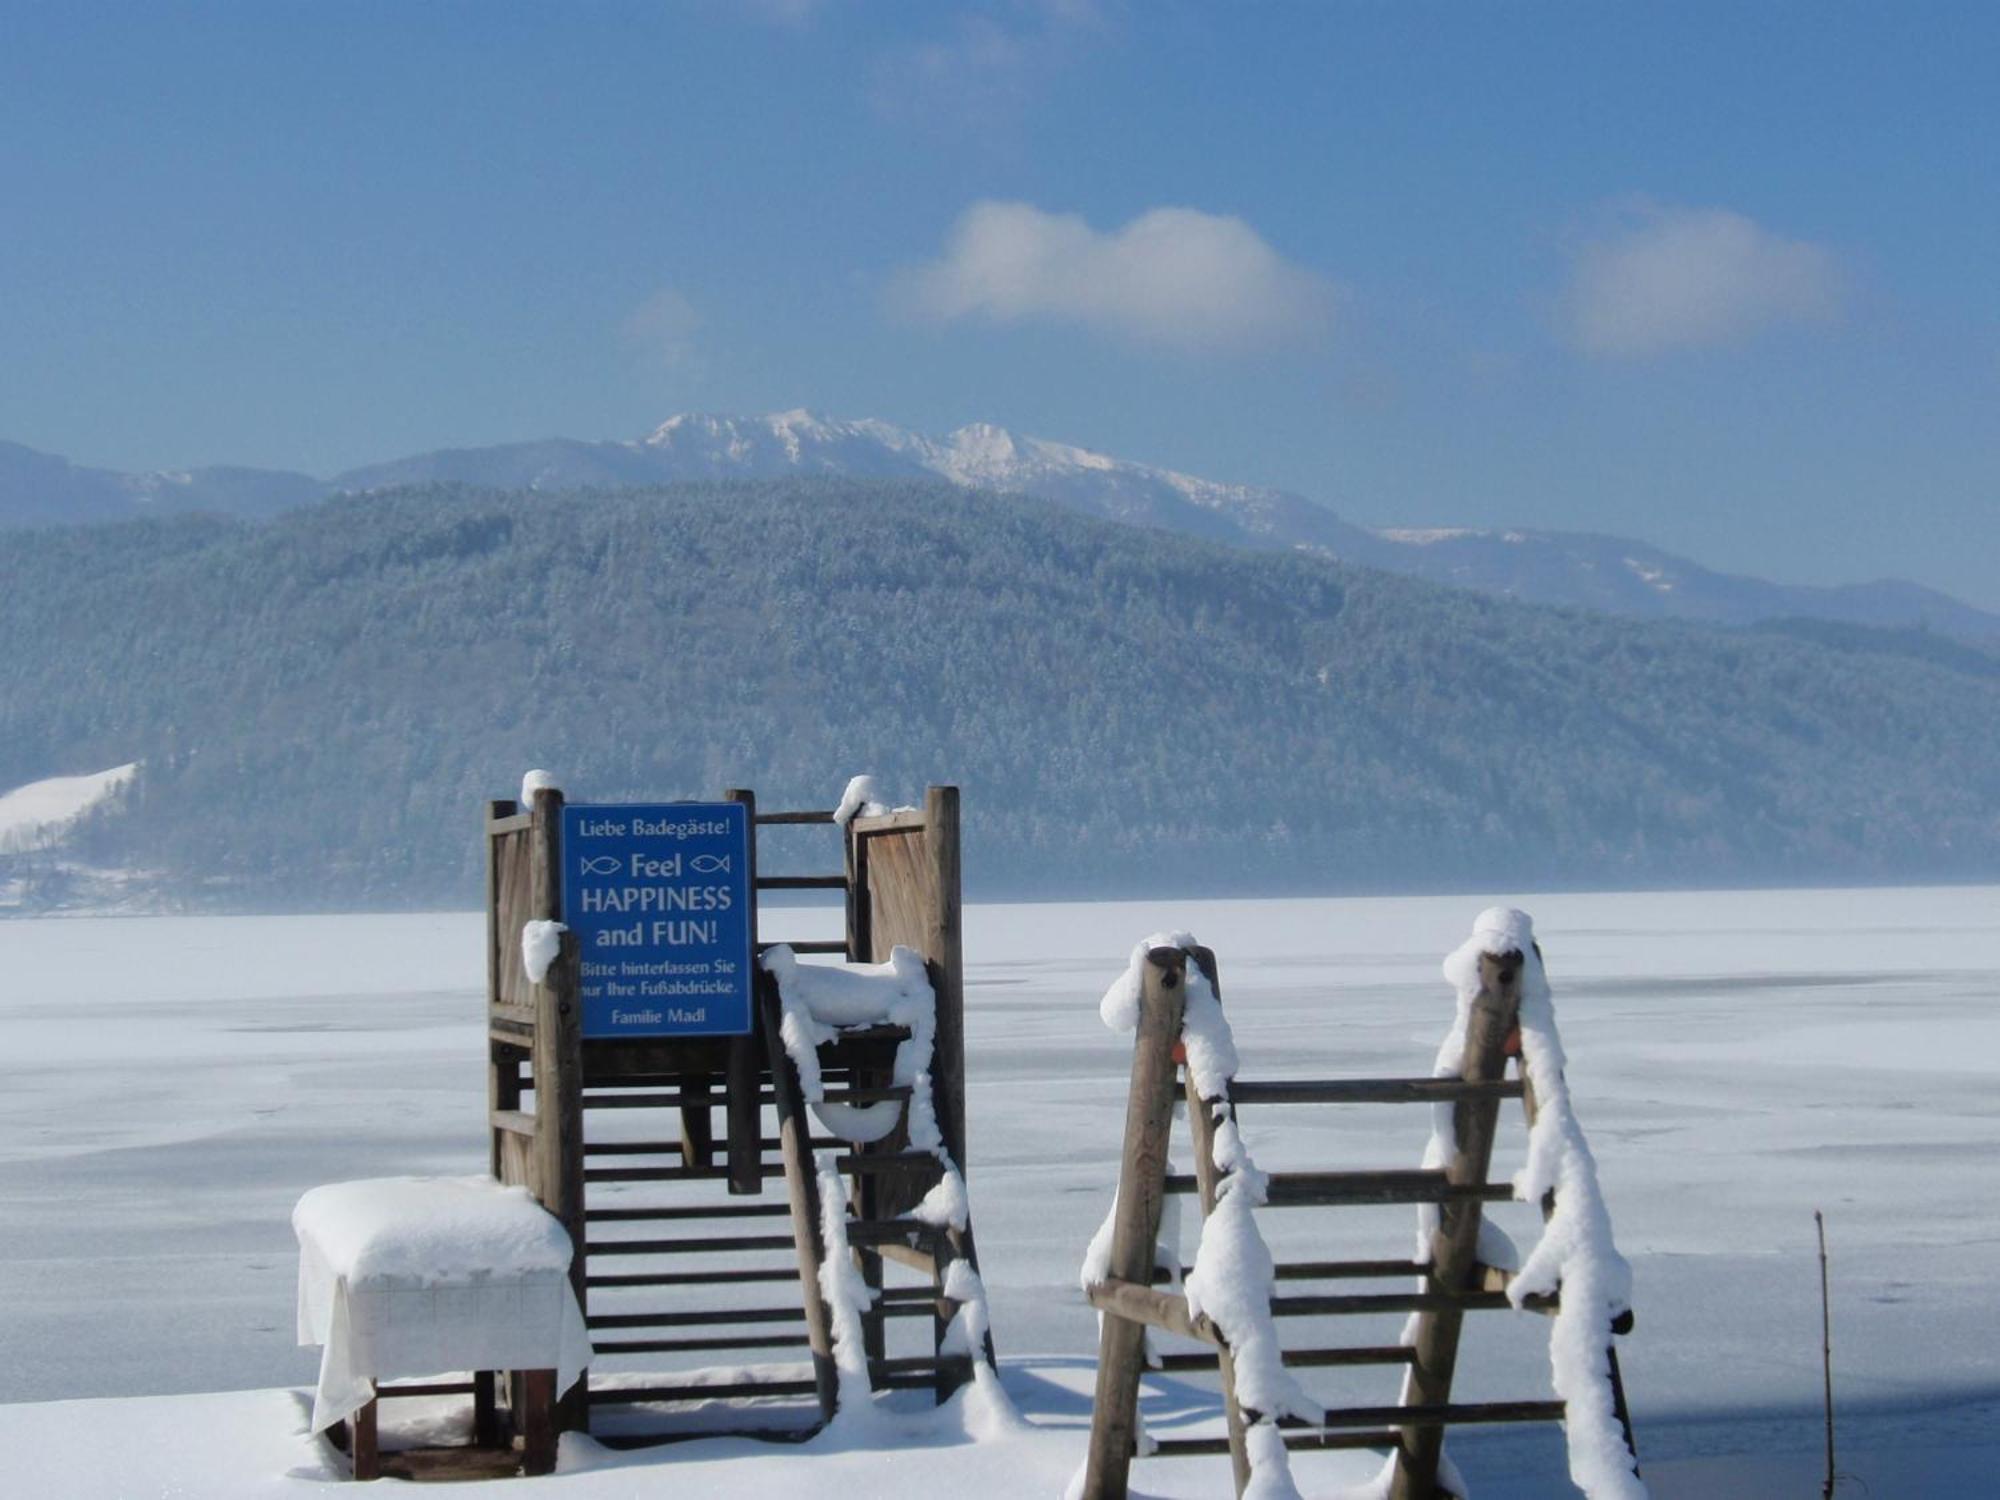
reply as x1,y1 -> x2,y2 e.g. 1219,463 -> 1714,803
690,854 -> 731,874
580,855 -> 622,877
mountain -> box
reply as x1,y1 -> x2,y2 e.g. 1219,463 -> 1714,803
4,415 -> 1995,641
0,440 -> 321,526
3,477 -> 1998,912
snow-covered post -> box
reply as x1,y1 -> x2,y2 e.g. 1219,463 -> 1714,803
1081,945 -> 1191,1500
525,783 -> 588,1436
1390,946 -> 1522,1500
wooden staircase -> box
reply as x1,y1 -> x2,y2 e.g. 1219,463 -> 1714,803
486,783 -> 983,1445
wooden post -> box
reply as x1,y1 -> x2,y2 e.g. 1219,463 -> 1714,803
844,810 -> 872,963
1182,961 -> 1252,1496
1081,946 -> 1189,1500
526,785 -> 588,1436
534,927 -> 588,1436
519,1369 -> 556,1475
350,1387 -> 379,1480
485,799 -> 512,1179
1389,948 -> 1521,1500
924,786 -> 967,1175
472,1369 -> 499,1449
724,788 -> 763,1196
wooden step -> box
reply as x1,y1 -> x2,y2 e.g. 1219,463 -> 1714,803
590,1333 -> 808,1355
584,1203 -> 792,1223
585,1234 -> 796,1256
584,1092 -> 776,1110
1163,1169 -> 1512,1207
588,1306 -> 804,1331
588,1378 -> 818,1405
834,1150 -> 942,1175
586,1268 -> 800,1290
1227,1078 -> 1526,1106
757,874 -> 848,891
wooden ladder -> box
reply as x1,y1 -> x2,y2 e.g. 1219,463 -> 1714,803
1080,943 -> 1636,1500
759,978 -> 986,1411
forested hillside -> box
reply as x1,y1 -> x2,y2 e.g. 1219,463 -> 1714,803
4,478 -> 1998,910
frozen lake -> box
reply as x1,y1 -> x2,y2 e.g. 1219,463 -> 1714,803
2,885 -> 1997,1495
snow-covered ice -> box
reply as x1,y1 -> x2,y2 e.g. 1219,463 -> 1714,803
2,886 -> 1998,1496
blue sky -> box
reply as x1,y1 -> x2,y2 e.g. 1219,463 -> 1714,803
3,2 -> 1996,604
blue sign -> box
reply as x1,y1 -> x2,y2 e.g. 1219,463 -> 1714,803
561,802 -> 754,1038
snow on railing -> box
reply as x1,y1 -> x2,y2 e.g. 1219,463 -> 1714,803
1088,933 -> 1318,1500
1425,908 -> 1647,1500
761,941 -> 1001,1419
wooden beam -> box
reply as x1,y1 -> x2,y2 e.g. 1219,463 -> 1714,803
759,976 -> 840,1421
1390,948 -> 1520,1500
1084,1277 -> 1225,1346
725,788 -> 764,1197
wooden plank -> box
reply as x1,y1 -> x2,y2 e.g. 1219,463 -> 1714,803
1229,1078 -> 1526,1106
757,874 -> 848,891
1153,1431 -> 1396,1458
1165,1170 -> 1512,1206
850,808 -> 929,835
1081,947 -> 1189,1500
756,809 -> 838,825
487,811 -> 534,836
1390,948 -> 1520,1500
490,1109 -> 536,1138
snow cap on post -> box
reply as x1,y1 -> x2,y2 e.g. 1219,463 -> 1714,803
1099,930 -> 1199,1032
833,773 -> 889,828
519,768 -> 559,808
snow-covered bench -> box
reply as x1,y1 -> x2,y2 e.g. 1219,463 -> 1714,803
293,1176 -> 592,1478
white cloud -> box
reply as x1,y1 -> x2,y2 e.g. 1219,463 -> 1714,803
896,200 -> 1333,351
1565,201 -> 1845,357
620,288 -> 702,372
